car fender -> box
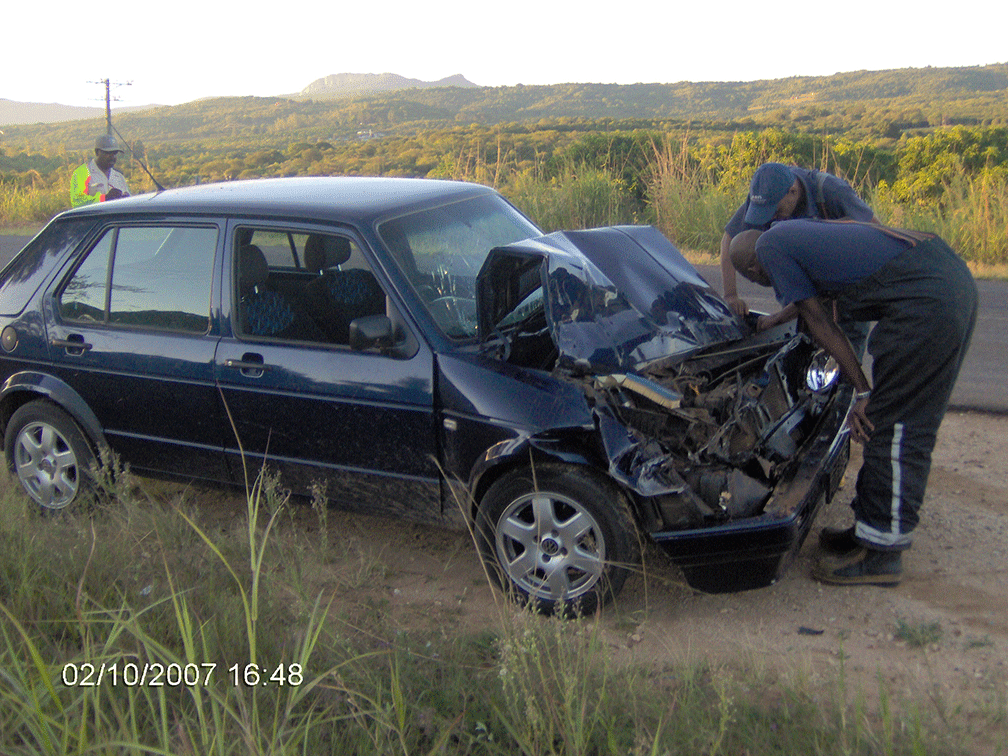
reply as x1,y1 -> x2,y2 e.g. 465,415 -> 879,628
437,353 -> 682,525
0,370 -> 108,450
458,426 -> 606,520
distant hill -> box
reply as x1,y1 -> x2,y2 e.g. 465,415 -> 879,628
0,100 -> 106,126
319,64 -> 1008,126
298,72 -> 479,98
1,73 -> 479,126
3,64 -> 1006,148
0,100 -> 164,127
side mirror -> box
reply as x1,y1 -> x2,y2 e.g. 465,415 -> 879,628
348,315 -> 393,351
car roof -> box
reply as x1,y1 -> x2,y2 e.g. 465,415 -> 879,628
62,176 -> 497,225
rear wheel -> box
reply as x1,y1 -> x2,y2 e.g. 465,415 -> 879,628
476,464 -> 639,615
4,401 -> 94,511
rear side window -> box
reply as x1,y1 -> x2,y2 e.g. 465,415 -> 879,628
58,225 -> 219,334
0,220 -> 93,316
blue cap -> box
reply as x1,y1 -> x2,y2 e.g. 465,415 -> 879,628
744,163 -> 794,226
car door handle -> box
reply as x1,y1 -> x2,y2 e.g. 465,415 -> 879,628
51,336 -> 92,355
225,359 -> 273,371
224,356 -> 272,377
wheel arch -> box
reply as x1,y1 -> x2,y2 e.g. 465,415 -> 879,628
468,434 -> 638,525
1,371 -> 108,452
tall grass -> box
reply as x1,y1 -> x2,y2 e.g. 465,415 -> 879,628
506,164 -> 637,233
871,169 -> 1008,266
0,457 -> 346,754
0,183 -> 65,227
1,454 -> 996,754
3,150 -> 1006,269
640,134 -> 1008,267
643,135 -> 742,254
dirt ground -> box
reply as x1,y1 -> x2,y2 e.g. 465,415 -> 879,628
37,408 -> 998,742
315,410 -> 1007,734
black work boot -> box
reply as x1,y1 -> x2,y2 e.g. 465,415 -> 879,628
812,547 -> 903,587
818,525 -> 859,554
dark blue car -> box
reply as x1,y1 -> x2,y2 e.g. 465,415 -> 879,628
0,177 -> 851,612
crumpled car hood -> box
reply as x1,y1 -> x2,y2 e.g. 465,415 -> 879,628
476,225 -> 745,372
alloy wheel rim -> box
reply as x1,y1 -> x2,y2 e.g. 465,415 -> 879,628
14,421 -> 79,509
495,491 -> 606,601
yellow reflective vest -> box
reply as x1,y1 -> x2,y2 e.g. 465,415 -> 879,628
70,160 -> 130,208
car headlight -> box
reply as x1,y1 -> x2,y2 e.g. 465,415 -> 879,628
806,351 -> 840,393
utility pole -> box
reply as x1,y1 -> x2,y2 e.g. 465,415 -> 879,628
104,78 -> 111,133
88,78 -> 132,133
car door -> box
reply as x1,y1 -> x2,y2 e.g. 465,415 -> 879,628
45,222 -> 230,481
213,222 -> 442,522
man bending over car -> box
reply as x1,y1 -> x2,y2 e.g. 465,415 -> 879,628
730,219 -> 976,586
720,162 -> 876,357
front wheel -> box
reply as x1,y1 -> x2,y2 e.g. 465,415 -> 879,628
476,464 -> 639,615
4,400 -> 94,511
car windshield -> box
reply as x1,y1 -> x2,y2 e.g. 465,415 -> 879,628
377,193 -> 540,339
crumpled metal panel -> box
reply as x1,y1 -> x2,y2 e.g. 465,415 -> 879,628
477,226 -> 745,373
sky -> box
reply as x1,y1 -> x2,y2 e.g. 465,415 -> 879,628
5,0 -> 1006,108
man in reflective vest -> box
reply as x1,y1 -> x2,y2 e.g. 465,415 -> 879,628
70,134 -> 131,208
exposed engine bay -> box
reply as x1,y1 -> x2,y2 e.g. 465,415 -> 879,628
587,335 -> 840,530
487,324 -> 842,532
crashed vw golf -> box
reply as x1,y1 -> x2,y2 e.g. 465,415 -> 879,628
0,177 -> 851,612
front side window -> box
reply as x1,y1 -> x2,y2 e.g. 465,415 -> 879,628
58,225 -> 218,333
234,227 -> 387,346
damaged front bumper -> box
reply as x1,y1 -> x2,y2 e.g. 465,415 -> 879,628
577,330 -> 854,593
649,383 -> 853,593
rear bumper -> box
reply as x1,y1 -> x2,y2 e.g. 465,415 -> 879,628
650,385 -> 854,593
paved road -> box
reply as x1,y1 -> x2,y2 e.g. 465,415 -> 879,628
1,234 -> 1003,413
697,263 -> 1005,414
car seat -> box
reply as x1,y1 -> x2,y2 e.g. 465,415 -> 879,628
239,243 -> 322,340
303,236 -> 386,344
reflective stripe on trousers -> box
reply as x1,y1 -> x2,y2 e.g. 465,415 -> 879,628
837,238 -> 977,550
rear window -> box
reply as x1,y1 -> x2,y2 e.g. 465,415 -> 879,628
0,221 -> 93,316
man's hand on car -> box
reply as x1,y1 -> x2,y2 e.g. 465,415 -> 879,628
724,295 -> 749,317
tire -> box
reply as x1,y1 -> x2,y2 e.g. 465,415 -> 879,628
476,463 -> 639,615
4,400 -> 94,511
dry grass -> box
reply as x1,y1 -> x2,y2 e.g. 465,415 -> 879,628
1,456 -> 995,755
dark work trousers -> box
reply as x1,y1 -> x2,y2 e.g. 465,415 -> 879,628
837,315 -> 871,361
835,237 -> 977,551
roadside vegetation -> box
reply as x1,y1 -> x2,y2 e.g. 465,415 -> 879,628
0,457 -> 1000,755
3,121 -> 1006,272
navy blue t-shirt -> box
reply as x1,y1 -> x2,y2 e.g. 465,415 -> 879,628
725,167 -> 874,237
755,220 -> 913,306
